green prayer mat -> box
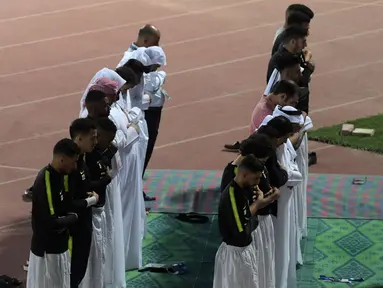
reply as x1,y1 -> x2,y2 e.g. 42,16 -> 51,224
126,214 -> 383,287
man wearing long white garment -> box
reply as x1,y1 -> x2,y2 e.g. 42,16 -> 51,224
92,73 -> 147,270
79,76 -> 139,287
79,61 -> 144,118
117,42 -> 166,202
262,106 -> 304,288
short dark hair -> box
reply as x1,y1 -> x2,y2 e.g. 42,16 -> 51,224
256,116 -> 294,138
240,134 -> 276,158
287,4 -> 314,19
69,118 -> 96,139
115,66 -> 138,83
271,80 -> 300,99
123,59 -> 145,74
96,117 -> 117,134
275,52 -> 301,71
282,24 -> 308,43
85,90 -> 105,106
53,138 -> 80,157
238,155 -> 264,173
286,11 -> 311,26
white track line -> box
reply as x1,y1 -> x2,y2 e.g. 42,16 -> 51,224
1,28 -> 382,113
153,93 -> 383,150
0,219 -> 31,231
0,0 -> 265,51
0,129 -> 67,147
0,164 -> 39,172
0,0 -> 135,23
0,0 -> 381,51
0,175 -> 36,187
0,0 -> 380,81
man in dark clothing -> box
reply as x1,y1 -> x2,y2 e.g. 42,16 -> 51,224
214,155 -> 275,288
27,138 -> 80,288
68,118 -> 100,288
272,11 -> 311,56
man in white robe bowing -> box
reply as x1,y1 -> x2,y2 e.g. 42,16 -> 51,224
90,75 -> 147,271
117,46 -> 166,201
79,60 -> 144,118
79,78 -> 127,288
261,106 -> 304,288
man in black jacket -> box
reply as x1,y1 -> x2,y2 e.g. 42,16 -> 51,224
27,138 -> 81,288
68,118 -> 100,288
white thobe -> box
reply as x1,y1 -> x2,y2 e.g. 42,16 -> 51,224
116,52 -> 151,112
79,68 -> 126,118
104,153 -> 126,288
295,117 -> 313,241
27,251 -> 71,288
213,242 -> 259,288
144,71 -> 167,108
79,207 -> 107,288
109,103 -> 146,270
273,140 -> 302,288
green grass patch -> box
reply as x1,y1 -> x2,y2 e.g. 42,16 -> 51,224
308,113 -> 383,154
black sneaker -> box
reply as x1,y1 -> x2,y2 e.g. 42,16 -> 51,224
223,141 -> 241,152
143,192 -> 156,201
308,152 -> 317,167
22,188 -> 33,202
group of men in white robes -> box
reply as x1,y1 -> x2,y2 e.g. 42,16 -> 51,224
215,3 -> 315,288
26,24 -> 168,288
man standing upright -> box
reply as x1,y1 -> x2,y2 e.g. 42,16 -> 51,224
120,24 -> 166,202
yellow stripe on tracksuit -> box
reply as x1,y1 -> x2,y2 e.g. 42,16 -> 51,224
44,171 -> 72,256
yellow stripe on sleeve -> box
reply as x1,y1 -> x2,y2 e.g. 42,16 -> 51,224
64,175 -> 69,193
229,186 -> 243,232
45,170 -> 55,216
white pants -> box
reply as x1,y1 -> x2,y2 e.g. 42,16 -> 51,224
27,250 -> 70,288
80,207 -> 107,288
213,242 -> 259,288
253,215 -> 275,288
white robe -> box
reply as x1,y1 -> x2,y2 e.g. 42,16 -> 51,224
27,251 -> 71,288
252,215 -> 275,288
273,140 -> 302,288
296,117 -> 313,240
79,207 -> 107,288
116,52 -> 151,112
79,68 -> 126,118
109,103 -> 146,270
213,242 -> 259,288
104,156 -> 126,288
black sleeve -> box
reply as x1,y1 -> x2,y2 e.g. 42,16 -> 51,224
220,166 -> 235,192
33,172 -> 77,230
271,34 -> 283,56
221,191 -> 248,241
89,176 -> 112,192
66,173 -> 89,212
265,154 -> 288,188
296,87 -> 310,114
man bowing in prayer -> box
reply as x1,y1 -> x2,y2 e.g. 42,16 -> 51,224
79,60 -> 144,118
116,46 -> 167,202
83,78 -> 128,287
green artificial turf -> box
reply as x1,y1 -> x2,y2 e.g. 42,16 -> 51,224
308,114 -> 383,154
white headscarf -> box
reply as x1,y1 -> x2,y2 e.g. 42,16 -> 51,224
260,105 -> 304,127
117,46 -> 166,68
